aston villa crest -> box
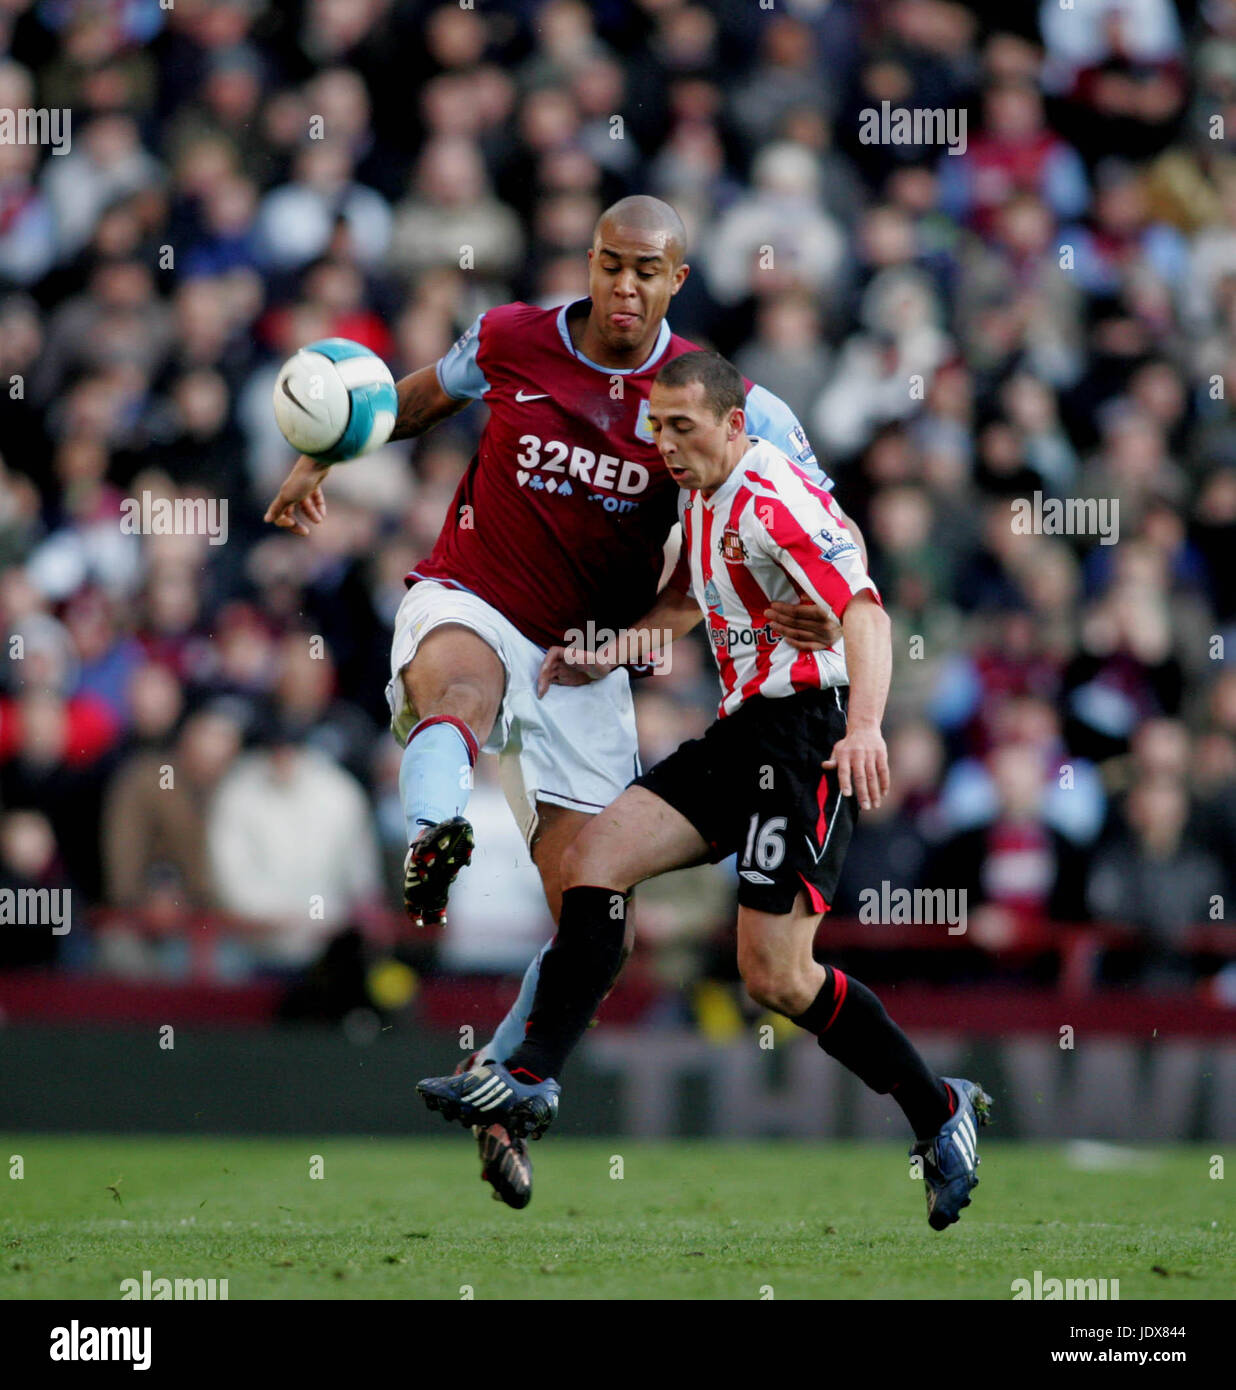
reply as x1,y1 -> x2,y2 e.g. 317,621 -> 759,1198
635,397 -> 656,443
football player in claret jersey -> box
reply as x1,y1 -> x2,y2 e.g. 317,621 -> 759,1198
265,196 -> 855,1209
416,352 -> 993,1231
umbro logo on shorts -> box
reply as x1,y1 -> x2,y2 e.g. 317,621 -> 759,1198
738,869 -> 775,884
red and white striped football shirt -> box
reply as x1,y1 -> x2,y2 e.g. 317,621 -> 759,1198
675,437 -> 882,717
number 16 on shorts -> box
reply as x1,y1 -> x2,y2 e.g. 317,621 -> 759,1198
741,814 -> 787,874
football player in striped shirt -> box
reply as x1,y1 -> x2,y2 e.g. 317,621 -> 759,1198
417,351 -> 992,1230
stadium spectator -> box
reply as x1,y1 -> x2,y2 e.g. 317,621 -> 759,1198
729,14 -> 835,152
702,141 -> 847,309
0,0 -> 1232,1011
253,142 -> 391,272
42,113 -> 163,264
937,78 -> 1089,236
732,290 -> 832,436
0,71 -> 56,286
926,740 -> 1090,933
1087,775 -> 1226,984
268,630 -> 378,785
102,702 -> 242,912
388,135 -> 524,283
0,809 -> 73,970
0,687 -> 114,898
206,718 -> 382,972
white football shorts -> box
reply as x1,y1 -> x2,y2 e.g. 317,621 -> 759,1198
386,580 -> 641,845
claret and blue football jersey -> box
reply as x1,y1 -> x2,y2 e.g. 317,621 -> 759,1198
409,297 -> 833,650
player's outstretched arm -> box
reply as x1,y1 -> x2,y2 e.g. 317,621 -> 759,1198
264,456 -> 330,535
389,362 -> 470,442
822,590 -> 892,811
537,584 -> 703,697
264,365 -> 470,534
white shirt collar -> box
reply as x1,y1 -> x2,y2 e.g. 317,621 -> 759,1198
703,437 -> 765,511
554,298 -> 672,375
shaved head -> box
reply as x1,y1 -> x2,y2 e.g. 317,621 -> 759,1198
579,194 -> 691,366
593,195 -> 687,266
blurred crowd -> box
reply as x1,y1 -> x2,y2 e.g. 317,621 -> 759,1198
1,0 -> 1235,1013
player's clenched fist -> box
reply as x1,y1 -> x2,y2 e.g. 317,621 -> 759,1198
264,456 -> 331,536
536,645 -> 617,698
823,724 -> 890,811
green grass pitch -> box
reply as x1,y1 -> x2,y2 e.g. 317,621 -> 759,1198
1,1136 -> 1231,1300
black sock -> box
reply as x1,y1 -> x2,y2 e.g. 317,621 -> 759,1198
504,885 -> 627,1083
792,968 -> 952,1141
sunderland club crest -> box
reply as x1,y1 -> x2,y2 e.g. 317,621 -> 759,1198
719,528 -> 747,562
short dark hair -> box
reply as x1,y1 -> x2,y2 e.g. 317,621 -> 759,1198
654,350 -> 746,419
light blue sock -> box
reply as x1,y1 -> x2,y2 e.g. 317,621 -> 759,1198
400,719 -> 475,844
481,941 -> 550,1063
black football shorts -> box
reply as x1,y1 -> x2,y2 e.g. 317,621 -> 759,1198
631,686 -> 857,914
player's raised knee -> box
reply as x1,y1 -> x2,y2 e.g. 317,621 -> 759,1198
738,951 -> 814,1017
559,825 -> 611,890
401,665 -> 498,740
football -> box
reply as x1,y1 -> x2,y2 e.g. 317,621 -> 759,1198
272,337 -> 398,463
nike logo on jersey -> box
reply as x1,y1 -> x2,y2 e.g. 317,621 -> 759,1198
515,389 -> 550,402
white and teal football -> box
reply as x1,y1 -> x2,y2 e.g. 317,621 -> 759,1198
272,337 -> 398,463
